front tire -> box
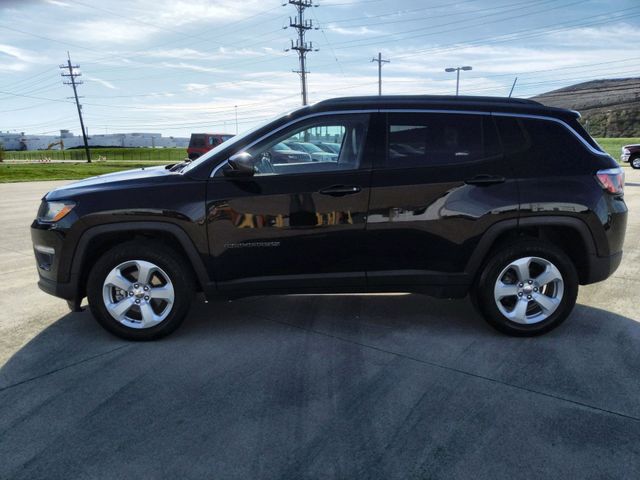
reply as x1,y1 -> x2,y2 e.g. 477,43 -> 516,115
87,241 -> 194,340
630,156 -> 640,169
473,241 -> 578,336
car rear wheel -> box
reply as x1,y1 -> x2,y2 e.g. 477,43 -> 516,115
87,241 -> 194,340
473,241 -> 578,336
631,156 -> 640,169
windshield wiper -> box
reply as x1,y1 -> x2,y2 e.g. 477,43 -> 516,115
168,159 -> 192,172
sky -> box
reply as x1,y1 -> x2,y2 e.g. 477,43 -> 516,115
0,0 -> 639,138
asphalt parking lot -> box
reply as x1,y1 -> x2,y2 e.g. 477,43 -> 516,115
1,171 -> 639,479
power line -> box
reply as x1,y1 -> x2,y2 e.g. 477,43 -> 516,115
60,52 -> 91,163
311,7 -> 345,76
329,0 -> 585,50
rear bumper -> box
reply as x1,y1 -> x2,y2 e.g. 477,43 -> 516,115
583,251 -> 623,284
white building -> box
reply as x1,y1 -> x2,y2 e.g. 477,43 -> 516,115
0,130 -> 189,150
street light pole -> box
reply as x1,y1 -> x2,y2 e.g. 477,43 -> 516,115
445,66 -> 472,96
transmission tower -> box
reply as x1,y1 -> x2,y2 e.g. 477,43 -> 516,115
285,0 -> 318,106
60,52 -> 91,163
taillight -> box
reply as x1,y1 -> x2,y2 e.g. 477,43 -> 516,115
595,167 -> 625,195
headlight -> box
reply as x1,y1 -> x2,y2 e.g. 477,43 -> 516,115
37,201 -> 76,222
623,148 -> 630,154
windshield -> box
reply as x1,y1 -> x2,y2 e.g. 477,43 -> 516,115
181,112 -> 286,174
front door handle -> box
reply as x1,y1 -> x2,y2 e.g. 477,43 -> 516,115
464,174 -> 506,186
319,185 -> 362,196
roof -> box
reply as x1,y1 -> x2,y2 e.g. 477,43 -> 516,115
316,95 -> 541,106
310,95 -> 578,118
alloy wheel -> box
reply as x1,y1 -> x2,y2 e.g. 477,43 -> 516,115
102,260 -> 175,329
493,256 -> 564,324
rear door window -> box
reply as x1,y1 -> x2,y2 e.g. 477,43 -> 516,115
385,113 -> 499,168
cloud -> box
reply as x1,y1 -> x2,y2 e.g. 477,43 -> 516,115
326,25 -> 382,36
44,0 -> 71,6
66,19 -> 156,44
161,62 -> 228,73
85,75 -> 118,90
0,44 -> 40,62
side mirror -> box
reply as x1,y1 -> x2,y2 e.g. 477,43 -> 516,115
224,152 -> 255,177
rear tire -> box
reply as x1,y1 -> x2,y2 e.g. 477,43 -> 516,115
473,240 -> 578,336
87,241 -> 194,340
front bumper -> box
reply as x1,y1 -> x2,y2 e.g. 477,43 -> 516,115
621,153 -> 630,163
37,275 -> 77,300
31,220 -> 79,301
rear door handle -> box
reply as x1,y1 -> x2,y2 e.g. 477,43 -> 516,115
464,174 -> 506,186
319,185 -> 362,196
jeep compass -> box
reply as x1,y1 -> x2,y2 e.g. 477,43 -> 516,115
31,96 -> 628,340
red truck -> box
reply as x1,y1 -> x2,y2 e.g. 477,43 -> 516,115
187,133 -> 234,160
621,143 -> 640,169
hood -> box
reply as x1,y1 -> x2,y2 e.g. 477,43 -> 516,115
46,165 -> 173,200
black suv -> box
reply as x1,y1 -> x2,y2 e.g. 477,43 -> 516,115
31,96 -> 627,340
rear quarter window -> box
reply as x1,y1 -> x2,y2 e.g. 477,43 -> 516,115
494,116 -> 593,175
189,135 -> 206,148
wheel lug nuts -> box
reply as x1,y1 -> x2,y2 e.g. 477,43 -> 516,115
518,283 -> 523,287
528,280 -> 533,284
534,287 -> 538,292
134,284 -> 139,288
527,295 -> 532,299
144,296 -> 149,301
135,299 -> 140,304
518,292 -> 523,297
143,286 -> 149,291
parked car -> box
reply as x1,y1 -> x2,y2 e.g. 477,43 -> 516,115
312,141 -> 342,154
621,144 -> 640,169
284,141 -> 338,162
268,142 -> 311,164
187,133 -> 233,160
32,95 -> 627,340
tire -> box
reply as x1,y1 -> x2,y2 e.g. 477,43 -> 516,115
472,240 -> 578,336
631,156 -> 640,169
87,241 -> 195,340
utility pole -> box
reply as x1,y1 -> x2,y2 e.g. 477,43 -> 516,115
60,52 -> 91,162
286,0 -> 318,106
234,105 -> 238,134
371,52 -> 390,96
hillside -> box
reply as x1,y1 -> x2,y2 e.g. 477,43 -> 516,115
531,77 -> 640,137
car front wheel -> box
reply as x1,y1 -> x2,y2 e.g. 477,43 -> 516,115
87,241 -> 194,340
473,241 -> 578,336
631,156 -> 640,169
